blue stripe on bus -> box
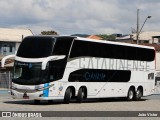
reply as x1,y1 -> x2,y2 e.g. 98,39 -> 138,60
43,83 -> 49,97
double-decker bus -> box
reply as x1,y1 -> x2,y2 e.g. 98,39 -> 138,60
1,36 -> 155,104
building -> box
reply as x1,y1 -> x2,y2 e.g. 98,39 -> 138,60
0,28 -> 33,56
0,28 -> 33,71
117,31 -> 160,44
135,31 -> 160,44
157,52 -> 160,71
152,36 -> 160,44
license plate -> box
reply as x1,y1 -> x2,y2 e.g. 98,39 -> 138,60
23,96 -> 29,99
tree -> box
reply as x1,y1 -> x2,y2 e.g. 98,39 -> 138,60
41,30 -> 58,35
97,34 -> 116,41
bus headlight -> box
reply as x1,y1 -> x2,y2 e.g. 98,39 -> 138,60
39,94 -> 44,97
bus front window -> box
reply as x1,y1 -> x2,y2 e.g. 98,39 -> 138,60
13,61 -> 49,85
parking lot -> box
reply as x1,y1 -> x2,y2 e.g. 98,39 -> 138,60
0,92 -> 159,111
0,92 -> 159,119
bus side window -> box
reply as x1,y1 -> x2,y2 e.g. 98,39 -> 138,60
70,40 -> 89,58
53,38 -> 73,56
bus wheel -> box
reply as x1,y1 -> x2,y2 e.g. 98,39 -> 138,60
77,87 -> 85,103
127,88 -> 135,101
34,100 -> 40,104
64,88 -> 72,104
134,88 -> 143,101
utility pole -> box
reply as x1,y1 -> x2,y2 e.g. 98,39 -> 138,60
136,9 -> 139,44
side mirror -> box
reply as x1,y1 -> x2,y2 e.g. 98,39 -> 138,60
41,55 -> 65,70
1,54 -> 15,67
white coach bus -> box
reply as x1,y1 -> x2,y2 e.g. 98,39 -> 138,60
1,36 -> 155,104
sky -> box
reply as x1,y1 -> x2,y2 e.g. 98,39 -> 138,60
0,0 -> 160,35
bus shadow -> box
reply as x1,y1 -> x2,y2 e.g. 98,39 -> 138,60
75,98 -> 148,104
4,98 -> 148,105
4,100 -> 63,105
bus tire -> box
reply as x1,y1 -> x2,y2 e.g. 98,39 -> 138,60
77,87 -> 85,103
127,88 -> 135,101
134,88 -> 143,101
64,88 -> 72,104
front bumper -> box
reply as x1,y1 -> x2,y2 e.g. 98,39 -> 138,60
11,89 -> 63,100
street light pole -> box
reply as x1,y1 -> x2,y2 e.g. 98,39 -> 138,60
139,16 -> 151,35
136,9 -> 151,44
136,9 -> 139,44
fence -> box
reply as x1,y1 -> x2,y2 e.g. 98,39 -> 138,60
0,71 -> 12,90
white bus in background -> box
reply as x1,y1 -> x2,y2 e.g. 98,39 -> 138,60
1,36 -> 156,104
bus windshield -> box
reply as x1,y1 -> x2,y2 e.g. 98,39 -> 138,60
12,61 -> 49,85
13,36 -> 74,85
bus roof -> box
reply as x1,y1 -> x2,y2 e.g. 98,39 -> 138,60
75,37 -> 155,50
25,35 -> 155,50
